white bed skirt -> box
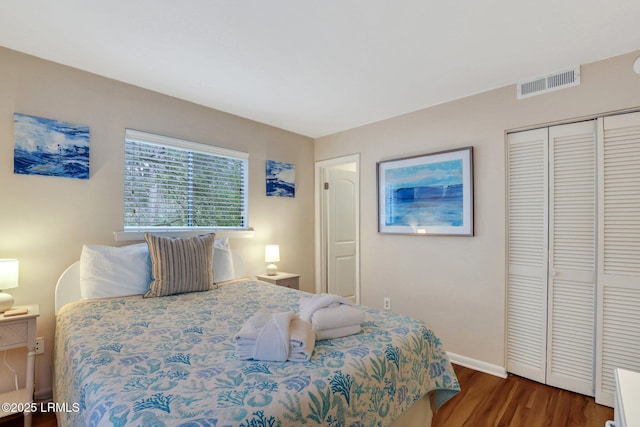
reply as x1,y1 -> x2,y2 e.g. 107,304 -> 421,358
392,393 -> 433,427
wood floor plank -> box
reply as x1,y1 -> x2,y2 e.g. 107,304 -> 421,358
432,364 -> 613,427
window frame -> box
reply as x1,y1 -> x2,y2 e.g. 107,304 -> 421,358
118,129 -> 251,241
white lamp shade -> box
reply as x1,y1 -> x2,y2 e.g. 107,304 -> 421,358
0,259 -> 19,290
265,245 -> 280,263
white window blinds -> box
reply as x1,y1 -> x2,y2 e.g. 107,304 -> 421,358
124,129 -> 248,231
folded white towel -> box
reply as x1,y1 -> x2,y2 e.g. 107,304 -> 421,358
235,314 -> 271,359
234,312 -> 294,362
288,318 -> 315,362
234,313 -> 316,362
299,293 -> 353,322
310,304 -> 364,332
254,312 -> 294,362
234,313 -> 271,342
316,324 -> 362,340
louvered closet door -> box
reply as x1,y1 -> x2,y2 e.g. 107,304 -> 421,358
546,121 -> 596,396
506,128 -> 548,383
596,111 -> 640,406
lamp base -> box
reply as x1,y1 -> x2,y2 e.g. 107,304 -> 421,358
0,292 -> 15,313
266,264 -> 278,276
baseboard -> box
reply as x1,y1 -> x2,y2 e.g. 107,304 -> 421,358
447,352 -> 507,379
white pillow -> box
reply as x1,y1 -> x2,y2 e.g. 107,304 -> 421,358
80,243 -> 152,299
213,237 -> 235,283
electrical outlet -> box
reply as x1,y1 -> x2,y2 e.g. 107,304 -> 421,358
35,337 -> 44,355
383,297 -> 391,311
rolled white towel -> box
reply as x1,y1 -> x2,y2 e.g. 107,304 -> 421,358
316,324 -> 362,340
310,304 -> 364,332
288,318 -> 316,362
299,293 -> 353,322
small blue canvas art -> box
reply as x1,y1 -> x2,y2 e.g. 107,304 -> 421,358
266,160 -> 295,197
13,113 -> 90,179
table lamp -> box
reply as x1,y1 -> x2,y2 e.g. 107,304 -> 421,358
265,245 -> 280,276
0,259 -> 19,313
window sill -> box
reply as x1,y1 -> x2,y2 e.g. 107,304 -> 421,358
114,228 -> 255,242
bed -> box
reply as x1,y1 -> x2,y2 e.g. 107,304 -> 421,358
53,238 -> 459,426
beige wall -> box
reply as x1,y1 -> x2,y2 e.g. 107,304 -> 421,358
0,47 -> 314,397
315,50 -> 640,370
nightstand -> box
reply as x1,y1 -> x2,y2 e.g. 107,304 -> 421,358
256,272 -> 300,290
0,304 -> 39,427
614,368 -> 640,427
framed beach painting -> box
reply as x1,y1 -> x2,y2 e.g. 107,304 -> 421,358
13,113 -> 90,179
377,147 -> 473,236
266,160 -> 295,198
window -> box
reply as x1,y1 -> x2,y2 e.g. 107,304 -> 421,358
124,129 -> 248,232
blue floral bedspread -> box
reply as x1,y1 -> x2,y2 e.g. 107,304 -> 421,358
54,280 -> 459,426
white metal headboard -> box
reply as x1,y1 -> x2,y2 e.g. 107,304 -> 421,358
54,251 -> 247,314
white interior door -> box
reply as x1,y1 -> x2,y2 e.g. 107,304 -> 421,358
509,112 -> 640,405
546,120 -> 596,396
325,166 -> 357,301
508,121 -> 597,396
506,127 -> 549,384
596,111 -> 640,406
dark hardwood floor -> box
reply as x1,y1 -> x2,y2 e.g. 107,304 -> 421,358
0,412 -> 58,427
433,364 -> 614,427
0,411 -> 56,427
1,364 -> 614,427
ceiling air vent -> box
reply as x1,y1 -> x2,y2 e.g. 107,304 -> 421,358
517,66 -> 580,99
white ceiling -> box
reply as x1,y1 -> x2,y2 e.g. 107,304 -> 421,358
1,1 -> 639,138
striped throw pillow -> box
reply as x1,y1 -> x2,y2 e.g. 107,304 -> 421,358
144,233 -> 216,298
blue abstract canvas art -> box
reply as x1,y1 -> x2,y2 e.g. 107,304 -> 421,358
378,147 -> 473,235
13,113 -> 90,179
266,160 -> 295,197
